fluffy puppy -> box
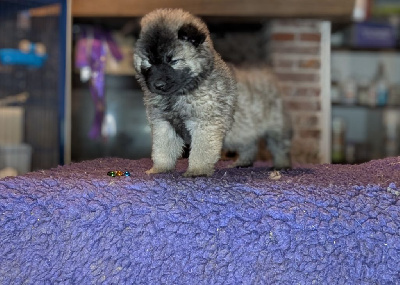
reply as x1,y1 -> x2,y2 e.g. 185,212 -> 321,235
134,8 -> 292,177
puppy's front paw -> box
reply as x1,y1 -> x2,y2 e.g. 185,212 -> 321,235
183,168 -> 214,177
145,168 -> 157,175
145,167 -> 171,175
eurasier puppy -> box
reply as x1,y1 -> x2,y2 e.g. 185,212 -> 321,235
134,8 -> 292,177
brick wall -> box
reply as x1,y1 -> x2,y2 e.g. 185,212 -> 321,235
210,20 -> 330,164
268,20 -> 331,164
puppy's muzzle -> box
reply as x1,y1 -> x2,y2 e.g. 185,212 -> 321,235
153,79 -> 167,91
144,64 -> 178,95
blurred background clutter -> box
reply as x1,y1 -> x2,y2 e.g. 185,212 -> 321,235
331,0 -> 400,163
1,0 -> 400,178
0,0 -> 68,178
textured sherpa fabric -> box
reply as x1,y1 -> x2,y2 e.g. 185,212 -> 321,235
0,157 -> 400,284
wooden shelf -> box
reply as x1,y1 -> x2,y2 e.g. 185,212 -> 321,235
72,0 -> 355,18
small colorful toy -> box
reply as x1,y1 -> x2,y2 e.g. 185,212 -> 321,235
107,170 -> 130,177
107,171 -> 116,177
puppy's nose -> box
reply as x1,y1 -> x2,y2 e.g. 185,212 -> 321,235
154,80 -> 166,90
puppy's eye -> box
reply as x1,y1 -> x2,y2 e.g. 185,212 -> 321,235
170,59 -> 183,65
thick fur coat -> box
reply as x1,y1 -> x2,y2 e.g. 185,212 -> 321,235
134,9 -> 292,177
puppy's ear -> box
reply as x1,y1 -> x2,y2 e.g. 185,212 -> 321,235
178,23 -> 206,47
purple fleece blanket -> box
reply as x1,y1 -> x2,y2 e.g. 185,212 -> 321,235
1,157 -> 400,284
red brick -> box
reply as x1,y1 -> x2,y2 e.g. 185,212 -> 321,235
273,59 -> 296,68
284,99 -> 321,111
300,33 -> 321,42
271,33 -> 295,41
294,87 -> 321,97
281,86 -> 295,97
270,45 -> 320,55
276,72 -> 319,83
298,59 -> 320,69
281,86 -> 321,97
298,130 -> 321,139
293,114 -> 320,128
290,137 -> 321,164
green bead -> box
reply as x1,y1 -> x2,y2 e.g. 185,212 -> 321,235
107,171 -> 116,177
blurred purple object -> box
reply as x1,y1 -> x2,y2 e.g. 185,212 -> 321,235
88,29 -> 106,140
104,30 -> 123,61
74,26 -> 123,140
74,28 -> 88,68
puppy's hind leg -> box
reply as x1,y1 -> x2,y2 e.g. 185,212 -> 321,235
265,129 -> 292,170
146,121 -> 184,174
231,140 -> 258,168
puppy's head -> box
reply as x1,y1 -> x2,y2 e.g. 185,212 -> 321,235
134,9 -> 215,95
